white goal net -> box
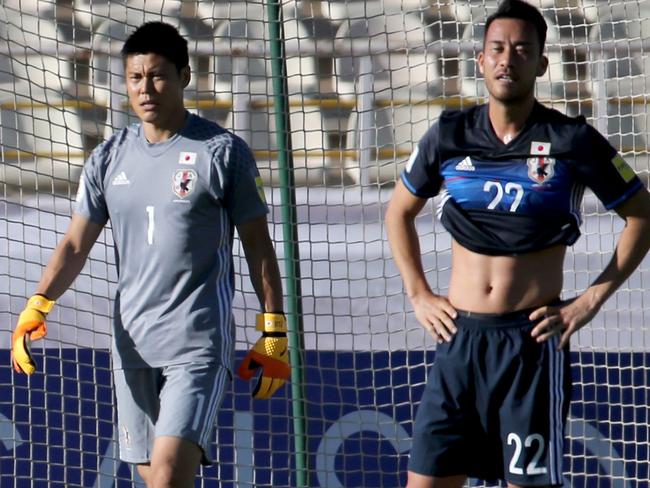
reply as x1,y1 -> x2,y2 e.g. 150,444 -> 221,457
1,1 -> 648,486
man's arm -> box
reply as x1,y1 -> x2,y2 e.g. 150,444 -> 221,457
236,215 -> 290,399
236,215 -> 283,313
12,213 -> 104,373
35,213 -> 105,300
531,187 -> 650,347
385,180 -> 457,343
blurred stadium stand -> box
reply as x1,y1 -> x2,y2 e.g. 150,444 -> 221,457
0,3 -> 86,192
589,10 -> 648,153
334,11 -> 442,184
0,0 -> 648,190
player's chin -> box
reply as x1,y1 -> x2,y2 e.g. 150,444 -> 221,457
490,87 -> 532,105
136,110 -> 161,123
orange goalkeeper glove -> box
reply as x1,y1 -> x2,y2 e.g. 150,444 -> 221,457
11,294 -> 55,375
237,313 -> 290,399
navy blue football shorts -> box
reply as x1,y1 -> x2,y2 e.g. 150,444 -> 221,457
408,307 -> 571,486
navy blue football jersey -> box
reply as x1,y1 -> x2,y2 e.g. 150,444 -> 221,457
401,102 -> 642,255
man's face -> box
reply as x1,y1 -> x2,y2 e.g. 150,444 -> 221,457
124,53 -> 189,125
477,17 -> 548,104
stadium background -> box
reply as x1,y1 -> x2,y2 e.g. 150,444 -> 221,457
1,0 -> 649,486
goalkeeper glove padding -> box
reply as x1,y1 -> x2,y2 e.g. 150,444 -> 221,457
237,313 -> 290,399
11,294 -> 55,375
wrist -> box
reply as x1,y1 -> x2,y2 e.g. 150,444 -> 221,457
27,294 -> 56,314
256,312 -> 287,333
408,288 -> 435,302
583,286 -> 607,311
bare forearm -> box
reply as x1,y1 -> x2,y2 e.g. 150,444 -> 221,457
386,211 -> 432,300
35,239 -> 92,300
247,241 -> 284,313
386,185 -> 458,341
238,217 -> 284,313
584,216 -> 650,309
33,215 -> 103,301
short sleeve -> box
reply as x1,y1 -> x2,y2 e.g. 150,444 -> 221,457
222,135 -> 269,224
573,124 -> 643,209
400,122 -> 443,198
74,143 -> 110,225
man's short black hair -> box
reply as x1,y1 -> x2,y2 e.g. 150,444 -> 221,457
484,0 -> 548,54
121,21 -> 189,72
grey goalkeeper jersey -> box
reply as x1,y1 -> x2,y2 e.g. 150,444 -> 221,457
75,113 -> 268,371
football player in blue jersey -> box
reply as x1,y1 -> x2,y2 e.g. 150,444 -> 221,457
385,1 -> 650,487
10,22 -> 290,487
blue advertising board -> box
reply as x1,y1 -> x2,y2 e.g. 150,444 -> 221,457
1,350 -> 648,487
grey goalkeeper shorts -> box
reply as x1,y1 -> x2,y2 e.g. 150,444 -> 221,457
113,362 -> 230,465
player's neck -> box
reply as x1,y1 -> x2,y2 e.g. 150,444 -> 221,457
487,96 -> 536,145
142,107 -> 188,144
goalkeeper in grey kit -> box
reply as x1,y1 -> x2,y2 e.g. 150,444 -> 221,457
10,22 -> 288,487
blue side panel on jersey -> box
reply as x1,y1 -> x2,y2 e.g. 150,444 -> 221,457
1,349 -> 648,487
440,156 -> 577,216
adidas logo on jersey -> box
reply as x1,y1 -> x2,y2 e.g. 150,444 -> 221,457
455,157 -> 475,171
112,171 -> 130,186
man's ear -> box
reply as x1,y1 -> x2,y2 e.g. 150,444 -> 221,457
181,66 -> 191,88
477,51 -> 485,76
536,54 -> 549,77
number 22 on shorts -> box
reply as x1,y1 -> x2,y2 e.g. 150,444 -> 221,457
507,432 -> 548,475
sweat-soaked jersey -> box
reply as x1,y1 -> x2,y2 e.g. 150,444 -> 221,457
75,112 -> 268,370
401,102 -> 642,255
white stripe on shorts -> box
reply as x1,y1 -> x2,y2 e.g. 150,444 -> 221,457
199,366 -> 229,447
216,214 -> 233,367
547,336 -> 564,485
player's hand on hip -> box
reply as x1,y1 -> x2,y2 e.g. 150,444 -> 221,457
410,292 -> 458,344
11,294 -> 56,375
237,313 -> 291,399
529,297 -> 598,349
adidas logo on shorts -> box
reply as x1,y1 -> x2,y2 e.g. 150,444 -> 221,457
455,156 -> 475,172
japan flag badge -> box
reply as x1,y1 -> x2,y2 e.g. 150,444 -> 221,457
179,151 -> 197,165
530,141 -> 551,155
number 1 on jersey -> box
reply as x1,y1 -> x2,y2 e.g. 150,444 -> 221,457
146,206 -> 155,245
